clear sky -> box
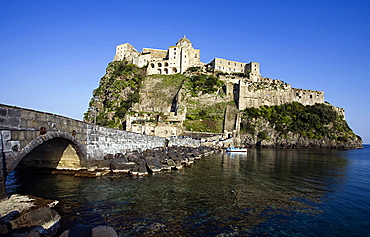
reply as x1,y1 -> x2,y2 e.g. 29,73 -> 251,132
1,0 -> 369,143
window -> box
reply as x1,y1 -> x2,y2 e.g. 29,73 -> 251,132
174,52 -> 176,55
228,62 -> 230,65
234,63 -> 236,66
195,54 -> 197,58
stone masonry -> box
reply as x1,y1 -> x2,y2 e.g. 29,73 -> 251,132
0,103 -> 201,199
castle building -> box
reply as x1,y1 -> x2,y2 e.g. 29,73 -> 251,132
114,36 -> 204,75
113,36 -> 325,111
113,36 -> 260,78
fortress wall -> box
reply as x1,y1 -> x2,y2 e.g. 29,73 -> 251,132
237,80 -> 325,110
292,88 -> 324,105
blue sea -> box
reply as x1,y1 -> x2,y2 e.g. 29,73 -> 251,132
7,145 -> 370,236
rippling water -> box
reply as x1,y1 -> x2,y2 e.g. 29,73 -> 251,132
6,145 -> 370,236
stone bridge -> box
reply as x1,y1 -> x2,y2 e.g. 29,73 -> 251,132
0,104 -> 200,199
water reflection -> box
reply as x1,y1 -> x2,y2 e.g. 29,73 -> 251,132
6,148 -> 352,236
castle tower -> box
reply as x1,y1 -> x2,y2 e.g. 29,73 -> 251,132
245,62 -> 261,82
113,43 -> 139,62
147,36 -> 202,75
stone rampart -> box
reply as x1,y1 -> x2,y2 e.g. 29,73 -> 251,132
238,80 -> 324,109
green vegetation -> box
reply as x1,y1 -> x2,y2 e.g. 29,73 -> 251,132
184,74 -> 224,96
184,102 -> 227,133
84,61 -> 225,129
241,102 -> 355,141
146,74 -> 186,105
84,60 -> 146,128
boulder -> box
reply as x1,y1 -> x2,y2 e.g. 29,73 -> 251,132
114,153 -> 125,159
103,154 -> 114,160
97,160 -> 111,170
60,225 -> 118,237
92,225 -> 118,237
166,159 -> 176,167
145,156 -> 163,172
111,162 -> 137,173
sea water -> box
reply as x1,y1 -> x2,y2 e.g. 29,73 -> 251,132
6,145 -> 370,236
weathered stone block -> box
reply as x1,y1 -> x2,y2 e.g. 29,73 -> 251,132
7,109 -> 21,118
3,141 -> 20,153
0,109 -> 7,118
1,131 -> 11,141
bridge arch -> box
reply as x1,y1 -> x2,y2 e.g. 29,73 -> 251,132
7,132 -> 87,174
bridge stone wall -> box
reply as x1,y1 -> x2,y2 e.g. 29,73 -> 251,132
0,104 -> 87,148
85,124 -> 201,161
0,103 -> 201,199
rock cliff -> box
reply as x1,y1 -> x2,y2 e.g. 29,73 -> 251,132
85,61 -> 362,149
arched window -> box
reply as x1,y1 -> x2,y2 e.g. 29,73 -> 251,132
164,62 -> 169,67
164,68 -> 168,74
172,68 -> 177,73
150,63 -> 155,68
158,68 -> 162,74
158,63 -> 162,67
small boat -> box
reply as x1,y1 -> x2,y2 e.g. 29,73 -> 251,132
225,147 -> 248,152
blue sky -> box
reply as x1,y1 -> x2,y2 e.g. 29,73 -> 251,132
1,0 -> 369,143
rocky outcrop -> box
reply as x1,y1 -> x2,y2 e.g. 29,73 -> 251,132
0,194 -> 60,236
241,130 -> 363,149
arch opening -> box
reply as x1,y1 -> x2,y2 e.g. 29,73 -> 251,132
17,138 -> 83,171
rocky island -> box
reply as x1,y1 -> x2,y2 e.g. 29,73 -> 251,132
84,36 -> 362,149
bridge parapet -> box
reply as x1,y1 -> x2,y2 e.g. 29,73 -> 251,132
0,104 -> 87,148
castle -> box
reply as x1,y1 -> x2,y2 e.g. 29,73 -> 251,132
113,36 -> 325,110
114,36 -> 261,81
110,37 -> 339,138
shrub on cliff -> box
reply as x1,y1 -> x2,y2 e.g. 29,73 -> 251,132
84,60 -> 146,128
241,102 -> 357,142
